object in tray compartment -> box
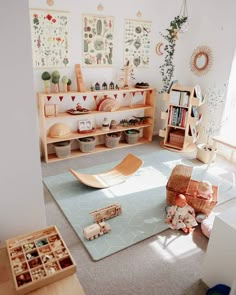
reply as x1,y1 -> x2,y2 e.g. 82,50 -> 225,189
14,262 -> 28,274
16,272 -> 32,287
35,238 -> 48,248
10,246 -> 23,257
28,257 -> 42,269
26,250 -> 39,260
42,252 -> 54,263
38,244 -> 51,254
12,255 -> 25,265
51,239 -> 64,251
59,256 -> 73,269
54,248 -> 68,259
23,242 -> 36,252
48,234 -> 60,243
45,261 -> 60,274
31,267 -> 47,280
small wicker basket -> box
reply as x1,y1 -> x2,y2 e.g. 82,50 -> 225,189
53,140 -> 71,158
105,132 -> 121,148
125,129 -> 140,144
166,164 -> 218,215
77,136 -> 96,153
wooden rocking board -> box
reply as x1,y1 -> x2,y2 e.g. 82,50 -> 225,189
69,153 -> 143,188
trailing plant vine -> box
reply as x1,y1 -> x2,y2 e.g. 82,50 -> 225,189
159,16 -> 188,93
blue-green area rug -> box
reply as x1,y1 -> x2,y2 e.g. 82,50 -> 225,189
43,151 -> 236,261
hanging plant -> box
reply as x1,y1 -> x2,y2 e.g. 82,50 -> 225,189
159,15 -> 188,93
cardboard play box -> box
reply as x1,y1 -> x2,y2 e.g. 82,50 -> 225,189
6,226 -> 76,294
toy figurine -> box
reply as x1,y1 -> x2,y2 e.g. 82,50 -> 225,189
165,194 -> 198,234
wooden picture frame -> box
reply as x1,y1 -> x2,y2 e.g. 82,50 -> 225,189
78,119 -> 93,133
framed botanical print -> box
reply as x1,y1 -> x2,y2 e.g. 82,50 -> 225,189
82,14 -> 115,67
124,19 -> 152,68
30,9 -> 70,68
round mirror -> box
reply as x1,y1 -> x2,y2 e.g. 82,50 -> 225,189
190,46 -> 213,76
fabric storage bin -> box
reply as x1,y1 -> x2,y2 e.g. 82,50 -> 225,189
53,140 -> 71,158
105,132 -> 121,148
125,129 -> 140,144
166,164 -> 218,215
77,136 -> 96,153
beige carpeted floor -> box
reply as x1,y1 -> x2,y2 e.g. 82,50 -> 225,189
42,137 -> 236,295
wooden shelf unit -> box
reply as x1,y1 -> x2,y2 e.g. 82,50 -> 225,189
159,83 -> 204,152
38,87 -> 156,163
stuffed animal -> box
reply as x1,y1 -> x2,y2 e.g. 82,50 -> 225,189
165,194 -> 198,234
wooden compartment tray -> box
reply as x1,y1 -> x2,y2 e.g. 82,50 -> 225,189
6,226 -> 76,295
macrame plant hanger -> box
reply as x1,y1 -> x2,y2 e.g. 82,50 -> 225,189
179,0 -> 189,33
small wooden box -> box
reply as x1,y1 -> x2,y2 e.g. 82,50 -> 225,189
6,226 -> 76,295
44,104 -> 58,117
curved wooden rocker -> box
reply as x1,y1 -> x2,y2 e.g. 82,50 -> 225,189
69,153 -> 143,188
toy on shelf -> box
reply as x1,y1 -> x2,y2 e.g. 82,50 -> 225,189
135,82 -> 149,89
67,78 -> 72,91
61,75 -> 69,92
83,221 -> 111,240
51,71 -> 60,93
41,71 -> 51,94
75,64 -> 86,92
165,194 -> 198,234
119,60 -> 135,89
67,103 -> 89,115
90,203 -> 122,223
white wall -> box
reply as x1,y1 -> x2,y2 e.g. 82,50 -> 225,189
0,0 -> 46,244
28,0 -> 236,138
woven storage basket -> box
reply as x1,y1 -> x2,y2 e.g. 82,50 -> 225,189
166,164 -> 218,216
105,132 -> 121,148
125,129 -> 140,144
185,180 -> 218,215
53,140 -> 71,158
77,136 -> 95,153
166,164 -> 192,204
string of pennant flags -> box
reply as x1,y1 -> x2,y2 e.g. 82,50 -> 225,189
46,89 -> 152,102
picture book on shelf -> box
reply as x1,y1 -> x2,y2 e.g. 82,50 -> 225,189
194,85 -> 203,102
189,124 -> 197,141
170,90 -> 181,105
191,106 -> 199,118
